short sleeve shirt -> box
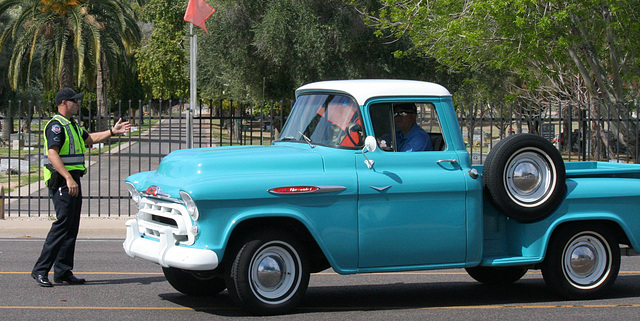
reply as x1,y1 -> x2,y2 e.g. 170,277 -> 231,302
396,124 -> 433,152
45,116 -> 89,151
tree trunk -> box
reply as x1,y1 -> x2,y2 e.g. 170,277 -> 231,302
567,14 -> 637,160
59,33 -> 75,89
96,52 -> 109,130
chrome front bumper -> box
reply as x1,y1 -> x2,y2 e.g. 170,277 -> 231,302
123,219 -> 219,271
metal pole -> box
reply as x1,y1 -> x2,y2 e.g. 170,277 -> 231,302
0,186 -> 4,219
188,24 -> 196,149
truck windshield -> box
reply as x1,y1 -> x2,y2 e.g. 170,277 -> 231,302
278,94 -> 364,148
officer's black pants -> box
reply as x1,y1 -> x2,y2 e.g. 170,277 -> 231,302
32,177 -> 82,278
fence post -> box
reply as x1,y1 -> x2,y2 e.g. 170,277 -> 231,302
0,186 -> 4,219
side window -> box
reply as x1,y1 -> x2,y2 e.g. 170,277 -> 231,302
369,102 -> 446,152
370,103 -> 395,151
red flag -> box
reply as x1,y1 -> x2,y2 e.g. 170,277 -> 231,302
184,0 -> 215,34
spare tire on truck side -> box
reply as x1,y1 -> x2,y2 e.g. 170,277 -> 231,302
483,133 -> 566,223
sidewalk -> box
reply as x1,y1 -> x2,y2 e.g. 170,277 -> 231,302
0,216 -> 129,239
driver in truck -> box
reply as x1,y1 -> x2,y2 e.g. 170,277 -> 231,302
394,103 -> 433,152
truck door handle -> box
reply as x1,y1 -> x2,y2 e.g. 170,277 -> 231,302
437,159 -> 458,164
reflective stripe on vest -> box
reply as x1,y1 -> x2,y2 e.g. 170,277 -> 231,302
42,154 -> 85,166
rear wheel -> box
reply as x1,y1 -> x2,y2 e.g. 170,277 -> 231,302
466,266 -> 528,286
541,224 -> 620,298
162,267 -> 226,296
225,230 -> 310,315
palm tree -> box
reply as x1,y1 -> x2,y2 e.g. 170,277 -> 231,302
0,0 -> 140,121
82,0 -> 141,123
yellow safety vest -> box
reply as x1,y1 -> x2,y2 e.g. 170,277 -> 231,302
43,115 -> 87,186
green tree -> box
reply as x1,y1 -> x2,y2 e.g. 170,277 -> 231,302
366,0 -> 640,153
135,0 -> 188,99
197,0 -> 447,101
89,0 -> 141,119
0,0 -> 141,119
0,12 -> 14,103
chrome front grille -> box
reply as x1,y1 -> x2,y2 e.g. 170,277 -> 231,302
135,197 -> 195,245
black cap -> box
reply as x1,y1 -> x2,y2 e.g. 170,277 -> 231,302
55,88 -> 84,105
394,103 -> 417,113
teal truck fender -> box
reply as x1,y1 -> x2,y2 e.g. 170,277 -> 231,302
481,175 -> 640,267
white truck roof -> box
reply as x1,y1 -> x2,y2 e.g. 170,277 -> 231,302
295,79 -> 451,106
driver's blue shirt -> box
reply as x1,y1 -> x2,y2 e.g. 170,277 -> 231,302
396,124 -> 433,152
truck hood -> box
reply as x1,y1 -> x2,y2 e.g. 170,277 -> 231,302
158,145 -> 323,178
128,145 -> 326,198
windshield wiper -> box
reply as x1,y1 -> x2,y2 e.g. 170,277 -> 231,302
299,132 -> 316,148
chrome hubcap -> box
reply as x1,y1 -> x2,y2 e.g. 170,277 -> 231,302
249,241 -> 301,304
563,233 -> 610,289
512,161 -> 541,193
256,255 -> 285,289
505,150 -> 553,207
570,245 -> 596,276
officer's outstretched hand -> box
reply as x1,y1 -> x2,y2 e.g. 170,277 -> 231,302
112,118 -> 131,135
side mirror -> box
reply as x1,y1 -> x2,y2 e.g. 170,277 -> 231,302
362,136 -> 377,169
364,136 -> 377,152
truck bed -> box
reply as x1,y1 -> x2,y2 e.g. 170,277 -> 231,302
565,161 -> 640,178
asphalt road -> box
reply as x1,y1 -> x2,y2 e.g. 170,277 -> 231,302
2,239 -> 640,320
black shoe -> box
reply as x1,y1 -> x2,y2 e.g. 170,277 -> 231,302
53,274 -> 85,285
32,273 -> 53,287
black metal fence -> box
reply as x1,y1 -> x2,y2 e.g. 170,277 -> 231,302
458,100 -> 639,164
1,98 -> 292,218
1,98 -> 637,217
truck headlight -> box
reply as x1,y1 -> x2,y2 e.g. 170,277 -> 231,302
180,191 -> 199,221
126,182 -> 140,207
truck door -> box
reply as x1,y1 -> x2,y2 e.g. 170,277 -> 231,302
356,101 -> 468,269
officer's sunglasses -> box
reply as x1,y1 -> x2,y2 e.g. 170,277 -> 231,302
67,99 -> 78,104
394,111 -> 416,117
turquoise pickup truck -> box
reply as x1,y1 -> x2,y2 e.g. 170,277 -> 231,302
124,79 -> 640,315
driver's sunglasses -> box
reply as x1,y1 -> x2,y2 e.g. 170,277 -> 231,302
394,111 -> 416,117
68,99 -> 78,104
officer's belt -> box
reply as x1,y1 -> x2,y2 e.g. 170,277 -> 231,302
43,154 -> 85,165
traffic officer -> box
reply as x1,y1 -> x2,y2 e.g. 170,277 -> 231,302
32,88 -> 131,287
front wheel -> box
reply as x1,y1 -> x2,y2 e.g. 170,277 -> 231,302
225,230 -> 310,315
541,224 -> 620,299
